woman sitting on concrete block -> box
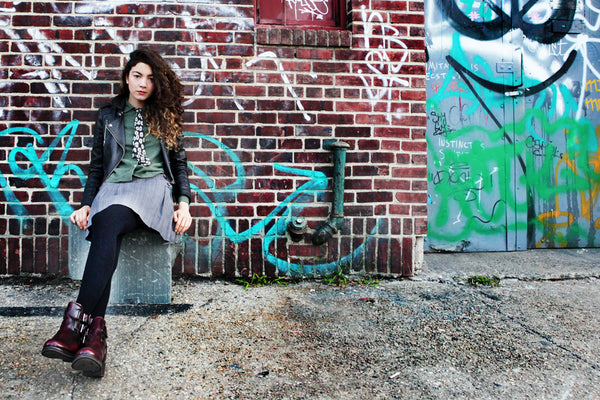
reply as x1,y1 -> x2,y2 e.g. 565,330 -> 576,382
41,48 -> 192,378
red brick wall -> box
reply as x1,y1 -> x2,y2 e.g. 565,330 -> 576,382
0,0 -> 426,278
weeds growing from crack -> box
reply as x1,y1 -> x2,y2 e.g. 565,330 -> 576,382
234,259 -> 380,290
234,274 -> 287,290
467,275 -> 500,287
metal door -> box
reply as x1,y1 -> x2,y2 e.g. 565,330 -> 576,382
425,0 -> 590,251
425,0 -> 527,251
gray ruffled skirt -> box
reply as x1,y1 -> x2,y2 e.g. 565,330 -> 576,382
86,174 -> 177,243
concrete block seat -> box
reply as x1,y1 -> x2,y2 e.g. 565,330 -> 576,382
68,225 -> 183,304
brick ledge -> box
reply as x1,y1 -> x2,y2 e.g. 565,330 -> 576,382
256,27 -> 351,48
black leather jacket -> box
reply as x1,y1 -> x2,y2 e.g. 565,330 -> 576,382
81,95 -> 192,207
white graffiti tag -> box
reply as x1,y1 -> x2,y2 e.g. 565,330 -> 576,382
286,0 -> 329,21
246,52 -> 312,121
359,6 -> 409,122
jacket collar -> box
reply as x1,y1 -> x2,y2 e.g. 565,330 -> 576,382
111,95 -> 128,112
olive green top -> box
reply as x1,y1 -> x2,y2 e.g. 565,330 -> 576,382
107,102 -> 189,204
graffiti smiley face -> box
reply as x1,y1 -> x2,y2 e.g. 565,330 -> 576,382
439,0 -> 577,43
437,0 -> 578,96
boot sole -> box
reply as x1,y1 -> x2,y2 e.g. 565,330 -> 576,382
71,354 -> 105,378
41,346 -> 75,362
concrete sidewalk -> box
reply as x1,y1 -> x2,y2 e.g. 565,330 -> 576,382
1,249 -> 600,399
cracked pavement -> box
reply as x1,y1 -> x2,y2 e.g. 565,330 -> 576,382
1,248 -> 600,399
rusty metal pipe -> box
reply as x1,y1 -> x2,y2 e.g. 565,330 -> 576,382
312,141 -> 349,245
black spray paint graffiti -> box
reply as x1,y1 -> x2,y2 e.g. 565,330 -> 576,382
525,135 -> 564,159
437,0 -> 577,44
436,0 -> 579,178
431,162 -> 489,202
438,0 -> 579,114
429,110 -> 453,136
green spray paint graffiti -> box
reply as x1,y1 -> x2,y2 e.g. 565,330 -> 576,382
428,106 -> 600,243
426,0 -> 600,250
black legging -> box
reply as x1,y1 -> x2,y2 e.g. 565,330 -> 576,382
76,204 -> 145,317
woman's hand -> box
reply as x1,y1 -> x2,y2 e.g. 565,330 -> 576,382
173,202 -> 192,234
70,206 -> 91,230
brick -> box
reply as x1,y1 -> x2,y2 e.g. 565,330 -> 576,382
389,238 -> 402,274
363,236 -> 377,273
11,96 -> 51,108
54,16 -> 93,27
356,113 -> 392,125
377,238 -> 389,273
411,102 -> 427,113
115,3 -> 155,14
13,15 -> 51,26
335,126 -> 371,137
401,140 -> 427,152
374,0 -> 408,10
237,239 -> 250,276
280,28 -> 293,45
403,218 -> 413,235
335,75 -> 365,86
278,113 -> 316,125
412,153 -> 427,165
392,167 -> 427,178
301,100 -> 334,111
0,238 -> 6,275
390,13 -> 424,24
295,152 -> 330,163
7,238 -> 20,274
313,61 -> 350,73
218,44 -> 254,57
358,191 -> 395,204
410,1 -> 425,11
239,112 -> 277,124
136,16 -> 175,28
297,74 -> 334,85
256,28 -> 268,44
250,238 -> 264,276
21,237 -> 34,273
318,113 -> 354,125
34,2 -> 72,13
296,48 -> 334,60
305,30 -> 317,46
395,192 -> 428,203
415,218 -> 427,235
371,151 -> 395,163
216,71 -> 254,83
317,30 -> 329,46
44,237 -> 58,274
288,29 -> 302,46
401,237 -> 413,275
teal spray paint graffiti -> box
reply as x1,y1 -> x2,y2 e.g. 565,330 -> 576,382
1,122 -> 369,275
1,120 -> 86,217
185,131 -> 368,276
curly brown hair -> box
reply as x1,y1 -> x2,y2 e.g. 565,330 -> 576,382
119,48 -> 184,150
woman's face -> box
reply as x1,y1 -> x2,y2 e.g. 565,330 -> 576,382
126,62 -> 154,108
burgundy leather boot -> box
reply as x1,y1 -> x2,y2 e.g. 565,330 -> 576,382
71,316 -> 108,377
41,302 -> 89,362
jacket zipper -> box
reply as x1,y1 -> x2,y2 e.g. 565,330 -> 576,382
104,120 -> 125,179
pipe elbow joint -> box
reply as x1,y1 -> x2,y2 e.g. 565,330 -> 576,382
312,219 -> 339,245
